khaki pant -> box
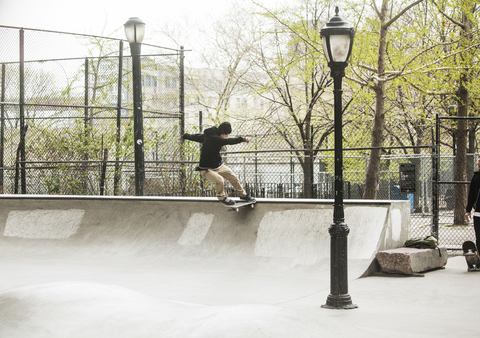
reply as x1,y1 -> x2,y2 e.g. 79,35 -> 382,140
201,164 -> 246,200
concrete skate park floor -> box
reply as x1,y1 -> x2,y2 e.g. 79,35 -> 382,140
0,196 -> 477,337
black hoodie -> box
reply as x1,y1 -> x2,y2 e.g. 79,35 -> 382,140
182,126 -> 246,169
466,171 -> 480,213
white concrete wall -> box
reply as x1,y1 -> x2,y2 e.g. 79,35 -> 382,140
0,195 -> 410,277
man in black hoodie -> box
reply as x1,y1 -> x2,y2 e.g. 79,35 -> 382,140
180,122 -> 255,205
465,156 -> 480,250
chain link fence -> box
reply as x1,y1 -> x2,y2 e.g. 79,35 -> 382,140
0,26 -> 183,196
432,115 -> 480,250
2,26 -> 479,250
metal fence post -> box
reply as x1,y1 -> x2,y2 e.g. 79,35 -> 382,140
432,113 -> 439,239
198,110 -> 204,196
100,149 -> 108,195
19,29 -> 26,194
83,58 -> 89,194
114,40 -> 123,196
179,46 -> 186,195
1,63 -> 5,194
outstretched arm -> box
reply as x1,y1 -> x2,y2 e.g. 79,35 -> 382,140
180,133 -> 205,143
221,136 -> 250,146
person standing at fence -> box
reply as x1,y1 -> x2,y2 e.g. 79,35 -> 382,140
465,156 -> 480,250
180,122 -> 255,205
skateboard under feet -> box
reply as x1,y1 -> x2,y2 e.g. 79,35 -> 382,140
221,199 -> 256,212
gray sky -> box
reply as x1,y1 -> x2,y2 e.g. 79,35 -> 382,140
0,0 -> 282,43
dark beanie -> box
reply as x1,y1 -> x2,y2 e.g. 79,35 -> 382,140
218,122 -> 232,134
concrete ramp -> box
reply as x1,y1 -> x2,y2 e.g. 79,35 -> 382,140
0,195 -> 409,276
0,195 -> 412,337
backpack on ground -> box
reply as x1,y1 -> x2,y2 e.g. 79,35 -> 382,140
404,236 -> 438,249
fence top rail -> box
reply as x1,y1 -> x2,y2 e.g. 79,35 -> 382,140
17,152 -> 434,165
0,25 -> 184,53
0,102 -> 182,117
1,53 -> 183,65
438,116 -> 480,120
436,181 -> 470,184
18,160 -> 199,165
224,145 -> 433,155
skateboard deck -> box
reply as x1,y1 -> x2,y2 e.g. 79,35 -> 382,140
462,240 -> 480,271
224,200 -> 256,212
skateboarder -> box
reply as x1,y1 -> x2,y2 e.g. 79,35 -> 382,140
465,156 -> 480,251
180,122 -> 255,206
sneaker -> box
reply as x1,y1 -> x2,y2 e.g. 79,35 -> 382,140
240,194 -> 255,202
220,197 -> 235,206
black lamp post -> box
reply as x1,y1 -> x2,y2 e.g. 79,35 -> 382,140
124,17 -> 146,196
320,7 -> 357,310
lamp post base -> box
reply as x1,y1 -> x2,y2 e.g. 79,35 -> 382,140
321,294 -> 357,309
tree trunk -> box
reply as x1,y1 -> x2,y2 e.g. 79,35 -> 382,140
453,84 -> 468,226
302,124 -> 313,198
363,1 -> 388,200
302,154 -> 313,198
363,86 -> 385,199
453,10 -> 471,226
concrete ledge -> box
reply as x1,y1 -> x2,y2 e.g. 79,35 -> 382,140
0,196 -> 410,278
375,247 -> 448,275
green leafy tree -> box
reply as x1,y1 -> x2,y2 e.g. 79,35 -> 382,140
428,0 -> 480,224
245,1 -> 341,198
347,0 -> 426,199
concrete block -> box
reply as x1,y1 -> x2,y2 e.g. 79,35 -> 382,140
375,247 -> 448,275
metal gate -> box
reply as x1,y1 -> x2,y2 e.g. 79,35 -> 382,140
433,114 -> 480,250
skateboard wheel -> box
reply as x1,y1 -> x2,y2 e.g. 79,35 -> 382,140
250,204 -> 255,209
236,208 -> 239,212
